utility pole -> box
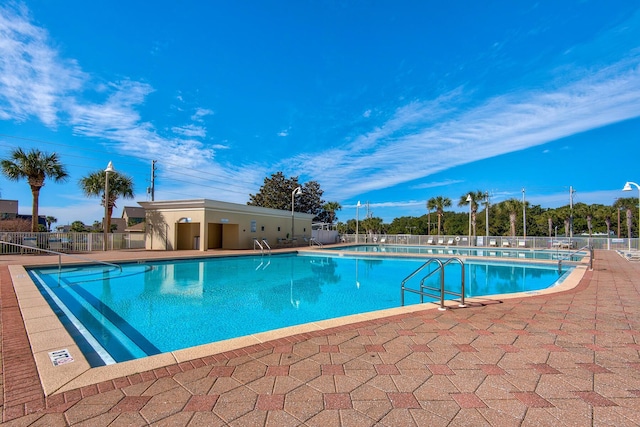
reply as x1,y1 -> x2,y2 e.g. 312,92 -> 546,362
485,192 -> 490,239
522,188 -> 526,240
147,160 -> 157,201
569,186 -> 575,239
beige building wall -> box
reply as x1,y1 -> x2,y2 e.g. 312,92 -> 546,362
138,199 -> 315,251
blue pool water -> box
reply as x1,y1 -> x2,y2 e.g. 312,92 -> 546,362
28,253 -> 572,365
330,244 -> 585,261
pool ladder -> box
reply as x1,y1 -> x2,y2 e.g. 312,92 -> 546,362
400,257 -> 466,310
253,238 -> 271,255
556,245 -> 593,273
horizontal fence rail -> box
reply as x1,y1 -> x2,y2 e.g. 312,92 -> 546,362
0,232 -> 146,254
339,234 -> 636,251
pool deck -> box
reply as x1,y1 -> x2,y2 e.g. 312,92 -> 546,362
0,248 -> 638,426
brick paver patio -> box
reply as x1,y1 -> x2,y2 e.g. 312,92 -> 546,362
1,250 -> 639,426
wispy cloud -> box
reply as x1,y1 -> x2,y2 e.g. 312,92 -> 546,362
172,124 -> 207,138
0,3 -> 85,126
412,179 -> 464,190
0,3 -> 264,201
293,54 -> 640,199
191,107 -> 213,122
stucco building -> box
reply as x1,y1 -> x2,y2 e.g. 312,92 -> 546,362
138,199 -> 315,251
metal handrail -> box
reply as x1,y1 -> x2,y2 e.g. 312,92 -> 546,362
261,239 -> 272,254
253,239 -> 264,254
0,241 -> 122,272
401,257 -> 466,310
557,245 -> 593,273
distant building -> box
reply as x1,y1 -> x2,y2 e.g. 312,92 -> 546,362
0,199 -> 46,229
122,206 -> 145,226
0,199 -> 18,219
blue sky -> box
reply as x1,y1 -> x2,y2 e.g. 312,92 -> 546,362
1,1 -> 640,227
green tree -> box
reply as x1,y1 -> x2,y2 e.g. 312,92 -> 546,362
0,148 -> 69,232
426,196 -> 451,236
596,205 -> 615,238
361,217 -> 384,235
79,169 -> 135,234
70,221 -> 88,232
46,216 -> 57,232
496,198 -> 521,238
248,172 -> 325,216
317,201 -> 342,224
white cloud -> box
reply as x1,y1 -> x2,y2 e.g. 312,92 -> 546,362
0,3 -> 85,126
412,179 -> 464,190
191,107 -> 213,122
0,4 -> 262,200
172,124 -> 207,138
291,55 -> 640,200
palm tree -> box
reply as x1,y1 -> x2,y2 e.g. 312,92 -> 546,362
79,169 -> 134,234
322,201 -> 342,225
458,190 -> 485,237
595,205 -> 614,240
45,216 -> 57,232
497,198 -> 521,239
615,198 -> 636,239
427,196 -> 451,236
0,148 -> 69,232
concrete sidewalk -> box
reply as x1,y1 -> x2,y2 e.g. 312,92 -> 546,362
1,250 -> 639,426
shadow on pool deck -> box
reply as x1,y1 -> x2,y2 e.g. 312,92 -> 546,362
1,249 -> 639,426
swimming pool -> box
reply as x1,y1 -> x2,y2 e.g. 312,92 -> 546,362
28,253 -> 573,365
330,244 -> 586,261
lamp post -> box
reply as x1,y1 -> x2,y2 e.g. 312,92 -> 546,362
291,186 -> 302,243
466,194 -> 472,245
485,192 -> 489,242
522,188 -> 526,240
356,201 -> 361,244
103,161 -> 114,251
622,181 -> 640,250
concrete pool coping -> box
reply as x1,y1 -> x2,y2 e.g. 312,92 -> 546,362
5,245 -> 589,399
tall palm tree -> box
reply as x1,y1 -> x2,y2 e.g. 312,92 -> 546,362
458,190 -> 485,237
79,169 -> 134,234
322,201 -> 342,225
46,216 -> 57,232
615,198 -> 636,239
427,196 -> 451,236
497,198 -> 521,239
0,148 -> 69,232
595,205 -> 614,239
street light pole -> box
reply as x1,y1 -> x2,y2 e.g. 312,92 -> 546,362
622,181 -> 640,250
103,161 -> 114,251
485,192 -> 489,241
522,188 -> 526,240
356,201 -> 361,244
466,194 -> 472,245
291,186 -> 302,244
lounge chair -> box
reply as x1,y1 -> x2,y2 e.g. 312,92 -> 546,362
489,239 -> 497,247
437,237 -> 444,245
518,240 -> 526,248
427,237 -> 433,245
502,240 -> 510,247
446,238 -> 454,245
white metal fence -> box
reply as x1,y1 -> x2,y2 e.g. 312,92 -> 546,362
0,232 -> 146,254
340,234 -> 637,251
